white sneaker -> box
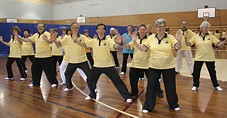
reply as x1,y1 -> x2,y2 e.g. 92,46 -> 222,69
25,70 -> 28,73
63,87 -> 74,92
20,78 -> 26,81
216,86 -> 223,92
85,96 -> 92,100
28,83 -> 33,87
51,84 -> 58,88
126,98 -> 132,103
174,107 -> 180,111
120,72 -> 125,75
159,78 -> 162,82
4,77 -> 9,80
191,86 -> 197,91
142,110 -> 148,113
59,82 -> 66,86
139,77 -> 145,80
95,89 -> 98,93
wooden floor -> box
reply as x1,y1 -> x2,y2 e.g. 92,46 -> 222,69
0,48 -> 227,118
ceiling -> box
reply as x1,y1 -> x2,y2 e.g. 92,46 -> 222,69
14,0 -> 87,5
53,0 -> 88,5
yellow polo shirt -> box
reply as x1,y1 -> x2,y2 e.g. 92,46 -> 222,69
30,31 -> 51,58
222,32 -> 226,38
106,34 -> 117,51
85,37 -> 92,53
129,35 -> 150,69
85,36 -> 115,67
145,33 -> 178,69
214,33 -> 221,40
189,33 -> 220,61
21,37 -> 34,56
180,29 -> 195,50
8,38 -> 22,58
60,34 -> 88,63
51,37 -> 63,56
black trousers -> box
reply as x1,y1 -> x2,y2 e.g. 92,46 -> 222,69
129,67 -> 162,95
143,68 -> 179,111
6,57 -> 27,78
65,61 -> 90,89
87,66 -> 131,100
86,52 -> 94,67
51,56 -> 63,76
111,51 -> 119,67
32,57 -> 58,86
21,55 -> 34,71
121,53 -> 133,73
193,61 -> 219,87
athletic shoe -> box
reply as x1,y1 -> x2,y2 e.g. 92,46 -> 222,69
28,83 -> 33,87
191,86 -> 197,91
85,96 -> 92,100
139,77 -> 145,80
174,107 -> 180,111
126,98 -> 132,103
20,78 -> 26,81
120,72 -> 125,75
51,84 -> 57,88
63,87 -> 74,92
216,86 -> 223,92
59,82 -> 66,86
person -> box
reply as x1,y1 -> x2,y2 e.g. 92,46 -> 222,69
146,24 -> 153,36
75,23 -> 132,103
53,22 -> 90,91
185,21 -> 226,91
50,29 -> 63,77
132,19 -> 182,112
214,30 -> 221,40
121,24 -> 163,98
175,21 -> 195,74
120,25 -> 134,75
0,26 -> 27,81
106,28 -> 120,68
17,23 -> 58,87
83,29 -> 94,67
21,29 -> 34,73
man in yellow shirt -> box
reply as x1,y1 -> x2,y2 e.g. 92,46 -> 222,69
75,23 -> 132,103
175,21 -> 195,74
21,29 -> 34,73
0,26 -> 27,81
18,23 -> 58,87
106,28 -> 119,68
84,29 -> 94,67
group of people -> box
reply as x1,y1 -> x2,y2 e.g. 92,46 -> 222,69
0,18 -> 226,113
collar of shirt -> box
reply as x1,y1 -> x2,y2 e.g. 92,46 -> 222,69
146,32 -> 152,36
38,30 -> 46,38
110,34 -> 116,39
138,34 -> 147,44
155,33 -> 168,44
199,32 -> 209,41
97,36 -> 106,46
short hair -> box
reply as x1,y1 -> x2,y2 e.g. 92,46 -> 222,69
24,29 -> 30,33
66,28 -> 71,34
155,18 -> 166,27
62,28 -> 67,32
127,25 -> 134,29
84,29 -> 89,33
200,21 -> 211,28
37,22 -> 46,28
53,28 -> 59,34
70,22 -> 80,28
96,23 -> 106,30
11,26 -> 21,33
181,20 -> 187,24
138,24 -> 146,30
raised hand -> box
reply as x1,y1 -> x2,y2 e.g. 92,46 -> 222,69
184,31 -> 189,39
42,35 -> 48,42
122,36 -> 126,44
131,31 -> 137,42
0,36 -> 3,41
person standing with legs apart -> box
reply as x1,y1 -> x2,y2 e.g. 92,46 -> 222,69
121,24 -> 163,98
120,25 -> 134,75
132,19 -> 182,112
84,29 -> 94,67
0,26 -> 27,81
21,29 -> 34,73
106,28 -> 120,69
75,23 -> 132,103
175,21 -> 195,75
53,22 -> 90,91
185,21 -> 227,92
17,23 -> 58,87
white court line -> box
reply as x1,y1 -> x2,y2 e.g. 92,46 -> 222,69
71,80 -> 139,118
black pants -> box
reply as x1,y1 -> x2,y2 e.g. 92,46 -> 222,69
121,53 -> 133,73
21,55 -> 34,71
111,51 -> 119,67
51,56 -> 63,76
86,52 -> 94,67
129,67 -> 162,95
32,57 -> 58,86
143,68 -> 179,111
87,66 -> 131,100
65,61 -> 90,89
193,61 -> 219,87
6,57 -> 27,78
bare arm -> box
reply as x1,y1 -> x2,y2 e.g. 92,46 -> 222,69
42,35 -> 53,44
216,33 -> 227,48
131,32 -> 147,52
0,36 -> 10,46
121,36 -> 131,50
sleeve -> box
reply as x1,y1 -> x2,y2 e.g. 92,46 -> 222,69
169,35 -> 178,48
212,35 -> 220,45
108,38 -> 116,49
29,34 -> 36,42
189,35 -> 196,45
8,38 -> 13,45
128,41 -> 134,49
85,39 -> 93,48
188,30 -> 196,40
60,37 -> 67,46
45,32 -> 51,41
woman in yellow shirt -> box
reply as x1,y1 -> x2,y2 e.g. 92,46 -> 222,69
0,26 -> 27,80
133,19 -> 182,112
186,21 -> 226,91
83,29 -> 94,67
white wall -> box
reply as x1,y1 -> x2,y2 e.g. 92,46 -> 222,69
0,0 -> 53,20
53,0 -> 227,20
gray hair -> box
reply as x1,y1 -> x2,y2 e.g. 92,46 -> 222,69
200,21 -> 211,28
155,18 -> 166,27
